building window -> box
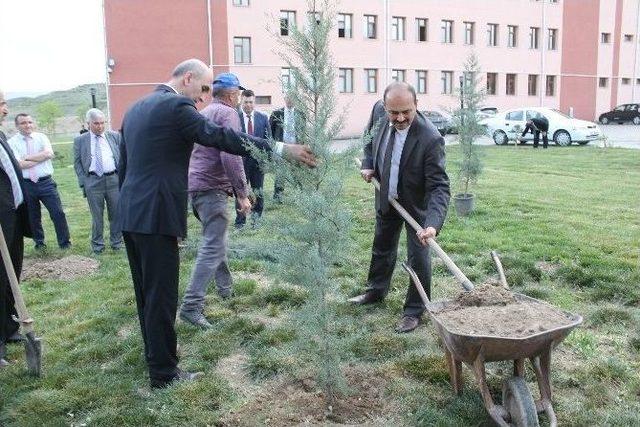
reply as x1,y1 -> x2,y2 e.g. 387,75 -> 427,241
338,68 -> 353,93
416,18 -> 428,42
441,20 -> 454,43
487,23 -> 498,46
280,10 -> 296,36
529,27 -> 539,49
365,69 -> 377,93
507,25 -> 518,47
528,75 -> 538,96
506,73 -> 517,95
624,34 -> 634,42
232,0 -> 249,6
486,73 -> 497,95
601,33 -> 611,43
548,28 -> 558,50
441,71 -> 453,94
464,21 -> 475,45
255,96 -> 271,105
281,68 -> 292,90
307,11 -> 321,26
364,15 -> 377,39
622,78 -> 631,85
599,77 -> 608,88
546,75 -> 556,96
338,13 -> 352,38
637,78 -> 640,85
392,69 -> 406,82
392,17 -> 406,41
233,37 -> 251,63
416,70 -> 428,93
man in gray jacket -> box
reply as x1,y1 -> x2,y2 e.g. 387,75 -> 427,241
73,108 -> 122,254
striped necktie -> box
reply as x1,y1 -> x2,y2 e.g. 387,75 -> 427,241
94,134 -> 104,176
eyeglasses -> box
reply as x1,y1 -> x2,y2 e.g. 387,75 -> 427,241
201,85 -> 211,93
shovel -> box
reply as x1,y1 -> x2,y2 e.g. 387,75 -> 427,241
0,223 -> 42,376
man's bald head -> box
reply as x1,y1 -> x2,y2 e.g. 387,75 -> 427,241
383,82 -> 418,131
171,59 -> 210,79
383,82 -> 417,105
167,59 -> 214,103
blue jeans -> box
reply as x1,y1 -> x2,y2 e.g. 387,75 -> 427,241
23,177 -> 71,247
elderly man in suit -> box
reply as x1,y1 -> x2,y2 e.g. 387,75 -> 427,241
235,89 -> 271,228
118,58 -> 316,389
73,108 -> 122,254
0,90 -> 32,367
350,82 -> 450,334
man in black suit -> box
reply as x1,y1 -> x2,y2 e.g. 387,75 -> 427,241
0,89 -> 32,366
118,59 -> 316,388
269,95 -> 303,202
350,82 -> 450,333
521,115 -> 549,149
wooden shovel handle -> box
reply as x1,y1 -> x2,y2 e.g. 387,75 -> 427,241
490,251 -> 509,289
0,223 -> 34,334
359,160 -> 474,292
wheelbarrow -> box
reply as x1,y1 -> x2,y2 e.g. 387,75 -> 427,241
402,257 -> 582,427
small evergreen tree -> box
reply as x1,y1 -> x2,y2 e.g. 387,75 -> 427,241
453,53 -> 485,197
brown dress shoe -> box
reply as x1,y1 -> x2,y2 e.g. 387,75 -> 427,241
347,291 -> 384,305
395,315 -> 421,333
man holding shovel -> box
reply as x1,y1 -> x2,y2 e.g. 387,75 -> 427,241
0,89 -> 32,366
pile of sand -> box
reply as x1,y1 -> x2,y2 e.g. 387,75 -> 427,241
21,255 -> 99,281
434,284 -> 574,338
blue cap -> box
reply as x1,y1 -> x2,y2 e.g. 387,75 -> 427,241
212,72 -> 246,90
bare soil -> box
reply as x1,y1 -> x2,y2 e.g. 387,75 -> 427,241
21,255 -> 99,281
221,367 -> 391,426
434,284 -> 574,338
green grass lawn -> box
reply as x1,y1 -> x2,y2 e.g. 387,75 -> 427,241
1,144 -> 639,426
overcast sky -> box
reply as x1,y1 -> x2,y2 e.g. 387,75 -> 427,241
0,0 -> 105,97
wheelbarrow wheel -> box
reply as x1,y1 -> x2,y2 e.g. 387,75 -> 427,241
502,376 -> 540,427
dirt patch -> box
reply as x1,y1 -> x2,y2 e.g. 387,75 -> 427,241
454,283 -> 517,307
434,287 -> 574,338
21,255 -> 99,281
216,352 -> 259,397
221,367 -> 391,426
535,261 -> 560,274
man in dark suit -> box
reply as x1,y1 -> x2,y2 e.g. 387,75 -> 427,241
236,89 -> 271,228
0,89 -> 32,367
73,108 -> 122,254
269,95 -> 303,202
350,82 -> 450,333
520,115 -> 549,149
118,59 -> 315,389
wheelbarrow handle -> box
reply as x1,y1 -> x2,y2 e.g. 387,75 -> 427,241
358,159 -> 474,292
402,262 -> 431,305
0,224 -> 34,334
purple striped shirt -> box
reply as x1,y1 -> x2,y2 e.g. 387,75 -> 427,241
188,99 -> 247,198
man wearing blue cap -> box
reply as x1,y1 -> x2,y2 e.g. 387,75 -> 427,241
179,72 -> 251,328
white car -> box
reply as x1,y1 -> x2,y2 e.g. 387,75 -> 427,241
479,107 -> 603,146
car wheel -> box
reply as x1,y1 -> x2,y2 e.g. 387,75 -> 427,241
633,116 -> 640,125
493,130 -> 508,145
599,116 -> 609,125
554,130 -> 572,146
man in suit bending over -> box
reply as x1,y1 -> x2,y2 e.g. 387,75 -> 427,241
235,89 -> 271,228
73,108 -> 122,254
118,59 -> 316,389
349,82 -> 450,334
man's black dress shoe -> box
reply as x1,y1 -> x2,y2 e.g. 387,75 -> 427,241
347,291 -> 384,305
395,315 -> 421,333
150,368 -> 203,389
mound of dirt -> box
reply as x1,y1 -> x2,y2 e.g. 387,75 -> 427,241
21,255 -> 99,281
221,367 -> 391,426
454,283 -> 517,307
434,285 -> 574,338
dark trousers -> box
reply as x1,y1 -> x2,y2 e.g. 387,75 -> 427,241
533,131 -> 548,148
235,157 -> 265,226
123,231 -> 179,382
366,209 -> 431,317
23,177 -> 70,247
0,209 -> 23,345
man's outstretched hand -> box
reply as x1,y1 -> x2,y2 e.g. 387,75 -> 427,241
283,144 -> 317,167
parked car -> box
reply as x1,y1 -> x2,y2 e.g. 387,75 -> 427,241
479,107 -> 602,146
598,104 -> 640,125
422,110 -> 456,135
477,107 -> 499,120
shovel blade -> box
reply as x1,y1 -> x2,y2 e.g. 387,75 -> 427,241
23,331 -> 42,377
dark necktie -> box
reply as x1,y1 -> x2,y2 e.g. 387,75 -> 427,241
379,127 -> 397,214
247,115 -> 254,135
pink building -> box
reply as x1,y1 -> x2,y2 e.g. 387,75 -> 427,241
104,0 -> 640,137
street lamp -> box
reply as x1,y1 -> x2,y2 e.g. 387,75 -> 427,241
90,87 -> 97,109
